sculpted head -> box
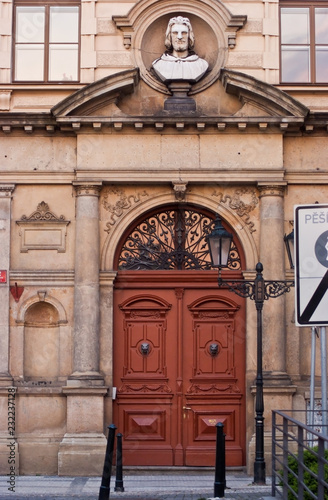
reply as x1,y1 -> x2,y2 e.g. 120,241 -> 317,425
164,16 -> 195,55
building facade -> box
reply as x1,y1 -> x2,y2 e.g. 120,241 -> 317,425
0,0 -> 327,476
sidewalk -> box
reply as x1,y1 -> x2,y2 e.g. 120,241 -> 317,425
0,469 -> 275,500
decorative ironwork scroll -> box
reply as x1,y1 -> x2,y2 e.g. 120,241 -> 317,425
118,207 -> 241,271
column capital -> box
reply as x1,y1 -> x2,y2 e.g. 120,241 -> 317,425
257,183 -> 286,198
73,182 -> 102,197
0,184 -> 15,198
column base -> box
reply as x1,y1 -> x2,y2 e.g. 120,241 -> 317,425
58,432 -> 107,476
263,371 -> 293,386
68,371 -> 104,387
59,386 -> 108,475
0,374 -> 13,387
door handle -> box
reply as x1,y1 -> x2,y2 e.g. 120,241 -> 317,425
183,406 -> 191,410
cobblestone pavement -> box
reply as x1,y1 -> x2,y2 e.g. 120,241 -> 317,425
0,472 -> 274,499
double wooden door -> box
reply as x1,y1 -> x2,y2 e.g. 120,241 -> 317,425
113,271 -> 246,466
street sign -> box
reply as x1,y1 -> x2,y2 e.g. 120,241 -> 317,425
295,204 -> 328,326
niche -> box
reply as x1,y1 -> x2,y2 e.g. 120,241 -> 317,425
24,302 -> 60,379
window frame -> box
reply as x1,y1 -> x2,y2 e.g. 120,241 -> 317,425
280,1 -> 328,85
12,0 -> 81,84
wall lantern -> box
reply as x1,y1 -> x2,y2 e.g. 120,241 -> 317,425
207,215 -> 233,268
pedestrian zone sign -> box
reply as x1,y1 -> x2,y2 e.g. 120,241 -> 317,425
295,204 -> 328,326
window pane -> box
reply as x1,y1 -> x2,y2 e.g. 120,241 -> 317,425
50,7 -> 79,43
16,7 -> 45,43
315,8 -> 328,44
316,47 -> 328,82
281,8 -> 309,44
281,47 -> 310,82
15,44 -> 44,80
49,44 -> 78,81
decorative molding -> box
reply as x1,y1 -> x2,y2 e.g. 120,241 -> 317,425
118,383 -> 172,394
102,187 -> 149,233
20,201 -> 66,222
212,188 -> 258,233
187,383 -> 241,394
16,201 -> 70,253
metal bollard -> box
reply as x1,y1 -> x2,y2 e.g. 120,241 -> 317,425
98,424 -> 117,500
214,422 -> 225,498
114,433 -> 125,492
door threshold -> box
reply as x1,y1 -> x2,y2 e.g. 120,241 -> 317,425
120,466 -> 246,475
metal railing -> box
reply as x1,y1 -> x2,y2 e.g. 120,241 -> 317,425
272,410 -> 328,499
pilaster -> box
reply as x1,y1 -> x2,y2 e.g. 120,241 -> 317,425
0,184 -> 15,384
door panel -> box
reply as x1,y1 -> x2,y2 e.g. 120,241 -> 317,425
113,271 -> 246,466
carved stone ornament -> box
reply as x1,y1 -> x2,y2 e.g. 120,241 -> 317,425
173,182 -> 188,201
151,17 -> 209,85
258,185 -> 285,198
102,187 -> 149,233
17,201 -> 70,253
20,201 -> 66,222
112,0 -> 247,96
212,188 -> 259,233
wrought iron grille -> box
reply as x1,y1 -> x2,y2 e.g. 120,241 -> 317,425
118,208 -> 241,271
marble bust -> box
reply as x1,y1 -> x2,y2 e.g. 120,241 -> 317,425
152,16 -> 209,84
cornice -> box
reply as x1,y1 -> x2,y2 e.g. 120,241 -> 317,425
0,115 -> 311,134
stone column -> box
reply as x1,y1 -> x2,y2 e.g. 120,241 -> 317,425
0,184 -> 15,384
59,182 -> 108,475
258,183 -> 289,380
70,182 -> 103,384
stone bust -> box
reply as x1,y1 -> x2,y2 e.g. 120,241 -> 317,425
152,16 -> 209,84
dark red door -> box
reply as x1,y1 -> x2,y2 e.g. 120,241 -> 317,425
113,270 -> 246,466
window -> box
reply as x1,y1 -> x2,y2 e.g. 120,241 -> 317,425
280,3 -> 328,83
13,0 -> 80,83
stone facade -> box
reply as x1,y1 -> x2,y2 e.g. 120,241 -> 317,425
0,0 -> 327,477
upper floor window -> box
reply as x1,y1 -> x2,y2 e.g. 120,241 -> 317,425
13,0 -> 80,83
280,3 -> 328,83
